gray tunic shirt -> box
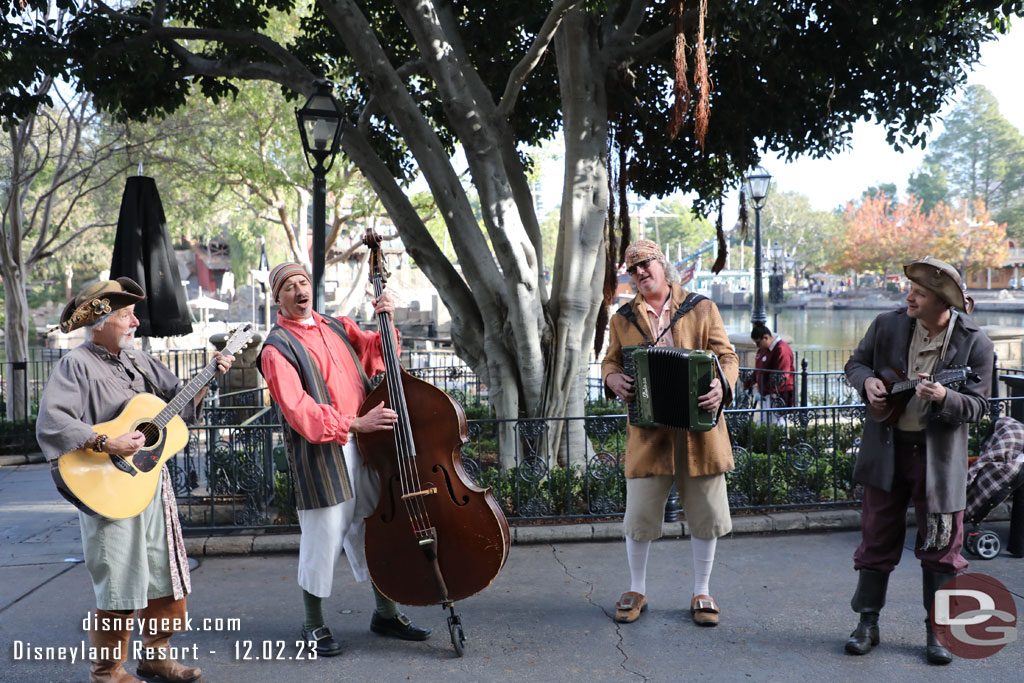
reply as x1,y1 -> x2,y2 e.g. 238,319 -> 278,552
36,342 -> 199,609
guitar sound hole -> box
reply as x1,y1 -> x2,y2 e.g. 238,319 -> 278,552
138,421 -> 161,448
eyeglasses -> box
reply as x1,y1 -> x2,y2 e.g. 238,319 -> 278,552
627,259 -> 654,275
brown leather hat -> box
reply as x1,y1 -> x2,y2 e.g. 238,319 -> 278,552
904,256 -> 975,314
59,277 -> 145,333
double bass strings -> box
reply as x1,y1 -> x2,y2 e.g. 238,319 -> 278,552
373,275 -> 432,538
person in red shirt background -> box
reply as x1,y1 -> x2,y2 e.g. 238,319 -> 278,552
259,262 -> 431,658
746,323 -> 796,408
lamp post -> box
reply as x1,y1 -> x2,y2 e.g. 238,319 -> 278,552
745,165 -> 772,329
295,81 -> 345,313
768,243 -> 781,331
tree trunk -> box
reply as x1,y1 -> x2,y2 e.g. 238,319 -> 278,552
542,8 -> 609,467
1,262 -> 30,422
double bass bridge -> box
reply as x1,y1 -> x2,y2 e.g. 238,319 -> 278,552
401,486 -> 438,501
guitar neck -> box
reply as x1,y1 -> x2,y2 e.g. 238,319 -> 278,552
154,359 -> 219,428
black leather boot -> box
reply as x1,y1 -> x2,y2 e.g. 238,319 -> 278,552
845,569 -> 889,655
922,568 -> 955,665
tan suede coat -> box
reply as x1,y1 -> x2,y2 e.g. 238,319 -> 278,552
601,285 -> 739,478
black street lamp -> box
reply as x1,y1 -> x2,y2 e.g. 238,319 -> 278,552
745,165 -> 772,329
295,80 -> 345,313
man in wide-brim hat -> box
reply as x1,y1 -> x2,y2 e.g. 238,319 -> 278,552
37,277 -> 233,682
843,256 -> 993,665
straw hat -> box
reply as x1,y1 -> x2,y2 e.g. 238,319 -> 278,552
59,278 -> 145,333
903,256 -> 975,314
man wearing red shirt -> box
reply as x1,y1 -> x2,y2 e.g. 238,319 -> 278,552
746,323 -> 796,408
259,263 -> 430,657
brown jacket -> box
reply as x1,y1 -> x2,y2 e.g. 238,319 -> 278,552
601,285 -> 739,478
845,308 -> 993,512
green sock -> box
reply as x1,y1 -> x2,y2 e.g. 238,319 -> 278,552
372,584 -> 400,619
302,590 -> 325,631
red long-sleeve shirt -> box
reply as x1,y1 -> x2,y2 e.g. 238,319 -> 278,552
260,311 -> 396,445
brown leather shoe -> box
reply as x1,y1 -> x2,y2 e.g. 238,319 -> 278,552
614,591 -> 648,623
691,594 -> 720,627
88,610 -> 140,683
135,597 -> 201,682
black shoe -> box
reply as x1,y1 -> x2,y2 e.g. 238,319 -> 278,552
926,623 -> 953,665
370,612 -> 432,641
301,625 -> 343,657
845,613 -> 880,655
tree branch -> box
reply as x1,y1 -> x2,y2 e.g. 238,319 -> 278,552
495,0 -> 579,120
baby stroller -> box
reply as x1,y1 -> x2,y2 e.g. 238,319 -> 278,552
964,417 -> 1024,559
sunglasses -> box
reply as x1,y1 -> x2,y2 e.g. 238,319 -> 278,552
627,259 -> 654,275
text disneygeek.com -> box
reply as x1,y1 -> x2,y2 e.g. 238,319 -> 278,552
10,610 -> 318,663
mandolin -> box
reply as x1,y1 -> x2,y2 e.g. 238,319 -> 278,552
52,323 -> 254,519
868,365 -> 979,424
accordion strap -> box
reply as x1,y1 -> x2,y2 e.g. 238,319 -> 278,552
615,292 -> 707,346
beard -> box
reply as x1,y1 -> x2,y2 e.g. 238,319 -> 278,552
118,331 -> 138,350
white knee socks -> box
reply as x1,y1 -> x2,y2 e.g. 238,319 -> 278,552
625,536 -> 652,595
691,536 -> 717,597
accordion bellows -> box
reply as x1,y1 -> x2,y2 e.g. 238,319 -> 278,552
623,346 -> 718,431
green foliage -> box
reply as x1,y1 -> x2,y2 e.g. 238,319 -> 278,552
5,2 -> 1017,210
0,419 -> 38,456
907,161 -> 950,213
762,191 -> 843,276
273,471 -> 298,525
922,84 -> 1024,235
473,461 -> 626,518
642,198 -> 715,255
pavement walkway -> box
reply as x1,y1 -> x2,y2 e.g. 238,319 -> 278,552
2,460 -> 1022,683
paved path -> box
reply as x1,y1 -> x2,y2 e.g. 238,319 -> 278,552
2,462 -> 1022,682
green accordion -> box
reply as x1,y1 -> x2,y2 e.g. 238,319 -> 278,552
622,346 -> 719,431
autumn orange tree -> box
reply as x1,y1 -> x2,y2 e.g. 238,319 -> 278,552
833,195 -> 1007,276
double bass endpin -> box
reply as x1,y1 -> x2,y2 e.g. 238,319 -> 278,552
401,487 -> 438,501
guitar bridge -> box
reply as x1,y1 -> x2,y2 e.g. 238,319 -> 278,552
109,454 -> 137,477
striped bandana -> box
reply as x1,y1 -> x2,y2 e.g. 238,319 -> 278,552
270,262 -> 310,301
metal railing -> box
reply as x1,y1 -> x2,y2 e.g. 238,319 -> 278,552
165,394 -> 1024,531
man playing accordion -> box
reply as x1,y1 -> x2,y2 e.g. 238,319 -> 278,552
602,240 -> 738,627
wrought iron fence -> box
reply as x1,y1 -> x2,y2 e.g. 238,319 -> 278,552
168,395 -> 1024,531
0,347 -> 208,419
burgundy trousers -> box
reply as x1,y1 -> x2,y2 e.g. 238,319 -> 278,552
853,439 -> 968,575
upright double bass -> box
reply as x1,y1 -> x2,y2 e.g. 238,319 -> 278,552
356,229 -> 510,656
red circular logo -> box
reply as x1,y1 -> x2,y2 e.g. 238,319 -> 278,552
929,573 -> 1018,659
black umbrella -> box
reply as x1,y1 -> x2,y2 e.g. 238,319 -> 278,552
109,175 -> 193,337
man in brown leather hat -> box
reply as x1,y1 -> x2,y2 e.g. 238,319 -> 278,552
844,256 -> 992,665
37,278 -> 234,682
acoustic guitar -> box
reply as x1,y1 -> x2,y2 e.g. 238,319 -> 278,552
868,365 -> 979,424
52,324 -> 254,519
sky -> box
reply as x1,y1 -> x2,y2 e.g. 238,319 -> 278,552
761,22 -> 1024,212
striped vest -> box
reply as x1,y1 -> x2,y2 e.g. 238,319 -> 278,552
258,317 -> 371,510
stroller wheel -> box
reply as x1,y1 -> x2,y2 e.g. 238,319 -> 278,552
965,532 -> 979,556
975,531 -> 1001,560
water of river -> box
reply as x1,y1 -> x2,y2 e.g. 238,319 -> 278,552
718,307 -> 1024,351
